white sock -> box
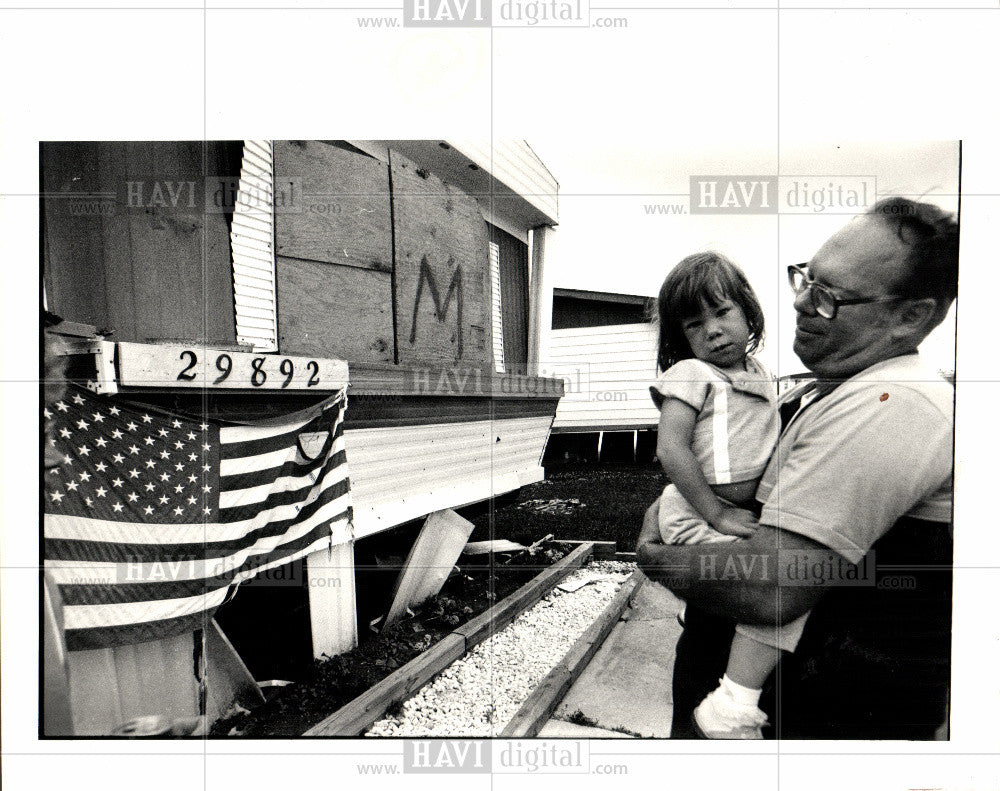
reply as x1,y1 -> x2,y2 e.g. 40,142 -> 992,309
721,674 -> 762,707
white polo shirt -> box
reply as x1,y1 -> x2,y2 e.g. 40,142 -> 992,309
650,356 -> 779,485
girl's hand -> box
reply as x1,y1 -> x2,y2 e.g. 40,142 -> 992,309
713,507 -> 759,538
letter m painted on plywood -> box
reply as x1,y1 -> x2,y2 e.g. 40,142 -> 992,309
409,256 -> 464,358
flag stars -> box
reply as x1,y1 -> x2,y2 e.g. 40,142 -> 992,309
202,443 -> 211,452
128,444 -> 140,455
95,487 -> 107,498
158,428 -> 169,438
172,420 -> 182,429
85,497 -> 94,507
142,414 -> 153,424
72,394 -> 85,405
144,436 -> 156,446
200,423 -> 209,431
95,437 -> 107,448
108,406 -> 120,416
160,450 -> 171,460
112,453 -> 125,464
126,421 -> 138,432
174,484 -> 184,494
128,469 -> 141,479
187,495 -> 197,505
173,506 -> 184,516
144,482 -> 156,492
158,495 -> 169,505
43,408 -> 52,419
187,431 -> 196,441
112,477 -> 124,488
175,462 -> 184,472
76,419 -> 89,430
174,441 -> 185,450
145,460 -> 156,469
59,427 -> 72,439
78,445 -> 91,457
95,461 -> 107,472
202,464 -> 211,472
112,502 -> 124,513
127,492 -> 139,503
62,455 -> 73,466
78,471 -> 90,483
143,506 -> 154,516
203,485 -> 212,493
188,453 -> 198,462
188,474 -> 198,483
111,429 -> 123,440
203,507 -> 212,515
92,412 -> 105,423
50,490 -> 64,503
66,480 -> 79,491
160,473 -> 171,482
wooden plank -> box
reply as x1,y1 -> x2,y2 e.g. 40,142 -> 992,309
501,571 -> 643,737
274,140 -> 392,271
391,149 -> 492,368
384,509 -> 476,626
123,141 -> 237,345
553,539 -> 617,560
304,634 -> 466,736
306,541 -> 359,659
277,255 -> 394,364
454,542 -> 594,651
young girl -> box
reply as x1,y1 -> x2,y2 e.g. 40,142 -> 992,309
650,251 -> 808,739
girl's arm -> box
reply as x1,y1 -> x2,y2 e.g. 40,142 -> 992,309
656,399 -> 727,527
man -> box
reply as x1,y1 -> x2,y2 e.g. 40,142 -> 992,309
637,197 -> 958,739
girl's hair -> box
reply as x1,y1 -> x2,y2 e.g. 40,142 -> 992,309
655,251 -> 765,372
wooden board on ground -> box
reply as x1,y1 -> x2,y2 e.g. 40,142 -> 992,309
501,571 -> 644,737
384,509 -> 475,627
461,539 -> 527,555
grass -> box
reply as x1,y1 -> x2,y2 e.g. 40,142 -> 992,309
467,462 -> 665,550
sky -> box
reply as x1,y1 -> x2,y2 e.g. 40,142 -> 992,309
527,140 -> 959,377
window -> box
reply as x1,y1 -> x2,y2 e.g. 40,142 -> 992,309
489,241 -> 505,373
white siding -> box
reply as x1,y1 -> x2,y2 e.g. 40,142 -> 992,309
489,241 -> 505,373
546,323 -> 661,431
231,140 -> 278,352
448,139 -> 559,225
345,415 -> 552,539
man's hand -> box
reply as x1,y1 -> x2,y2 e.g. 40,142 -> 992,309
713,507 -> 759,538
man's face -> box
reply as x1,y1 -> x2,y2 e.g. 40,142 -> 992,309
793,216 -> 911,378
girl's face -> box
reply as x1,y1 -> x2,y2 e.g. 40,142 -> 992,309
680,298 -> 750,369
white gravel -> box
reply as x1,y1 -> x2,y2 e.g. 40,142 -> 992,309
365,560 -> 636,737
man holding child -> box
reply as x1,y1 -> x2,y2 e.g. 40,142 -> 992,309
637,197 -> 958,739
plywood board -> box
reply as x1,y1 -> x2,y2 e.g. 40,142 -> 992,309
391,150 -> 492,367
274,140 -> 392,272
277,255 -> 394,364
384,509 -> 475,626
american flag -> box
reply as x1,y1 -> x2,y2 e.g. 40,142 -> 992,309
43,385 -> 352,651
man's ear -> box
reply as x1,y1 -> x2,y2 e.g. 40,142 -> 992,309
894,297 -> 939,337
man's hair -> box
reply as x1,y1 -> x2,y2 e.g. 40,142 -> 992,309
866,197 -> 959,325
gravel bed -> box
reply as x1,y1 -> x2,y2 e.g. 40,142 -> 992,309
365,560 -> 636,737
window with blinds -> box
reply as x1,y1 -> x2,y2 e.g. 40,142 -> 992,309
231,140 -> 278,352
489,241 -> 505,373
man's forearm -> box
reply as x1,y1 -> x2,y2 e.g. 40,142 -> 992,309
636,509 -> 826,626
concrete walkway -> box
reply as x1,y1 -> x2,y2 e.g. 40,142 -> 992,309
538,575 -> 685,738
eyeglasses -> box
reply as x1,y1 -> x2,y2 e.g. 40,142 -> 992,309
787,264 -> 903,320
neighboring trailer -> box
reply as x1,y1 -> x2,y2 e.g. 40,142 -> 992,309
41,139 -> 561,734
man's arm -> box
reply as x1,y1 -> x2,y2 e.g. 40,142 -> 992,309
636,500 -> 833,626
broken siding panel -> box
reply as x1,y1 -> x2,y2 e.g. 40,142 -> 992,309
548,323 -> 661,431
391,150 -> 492,368
232,140 -> 278,351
